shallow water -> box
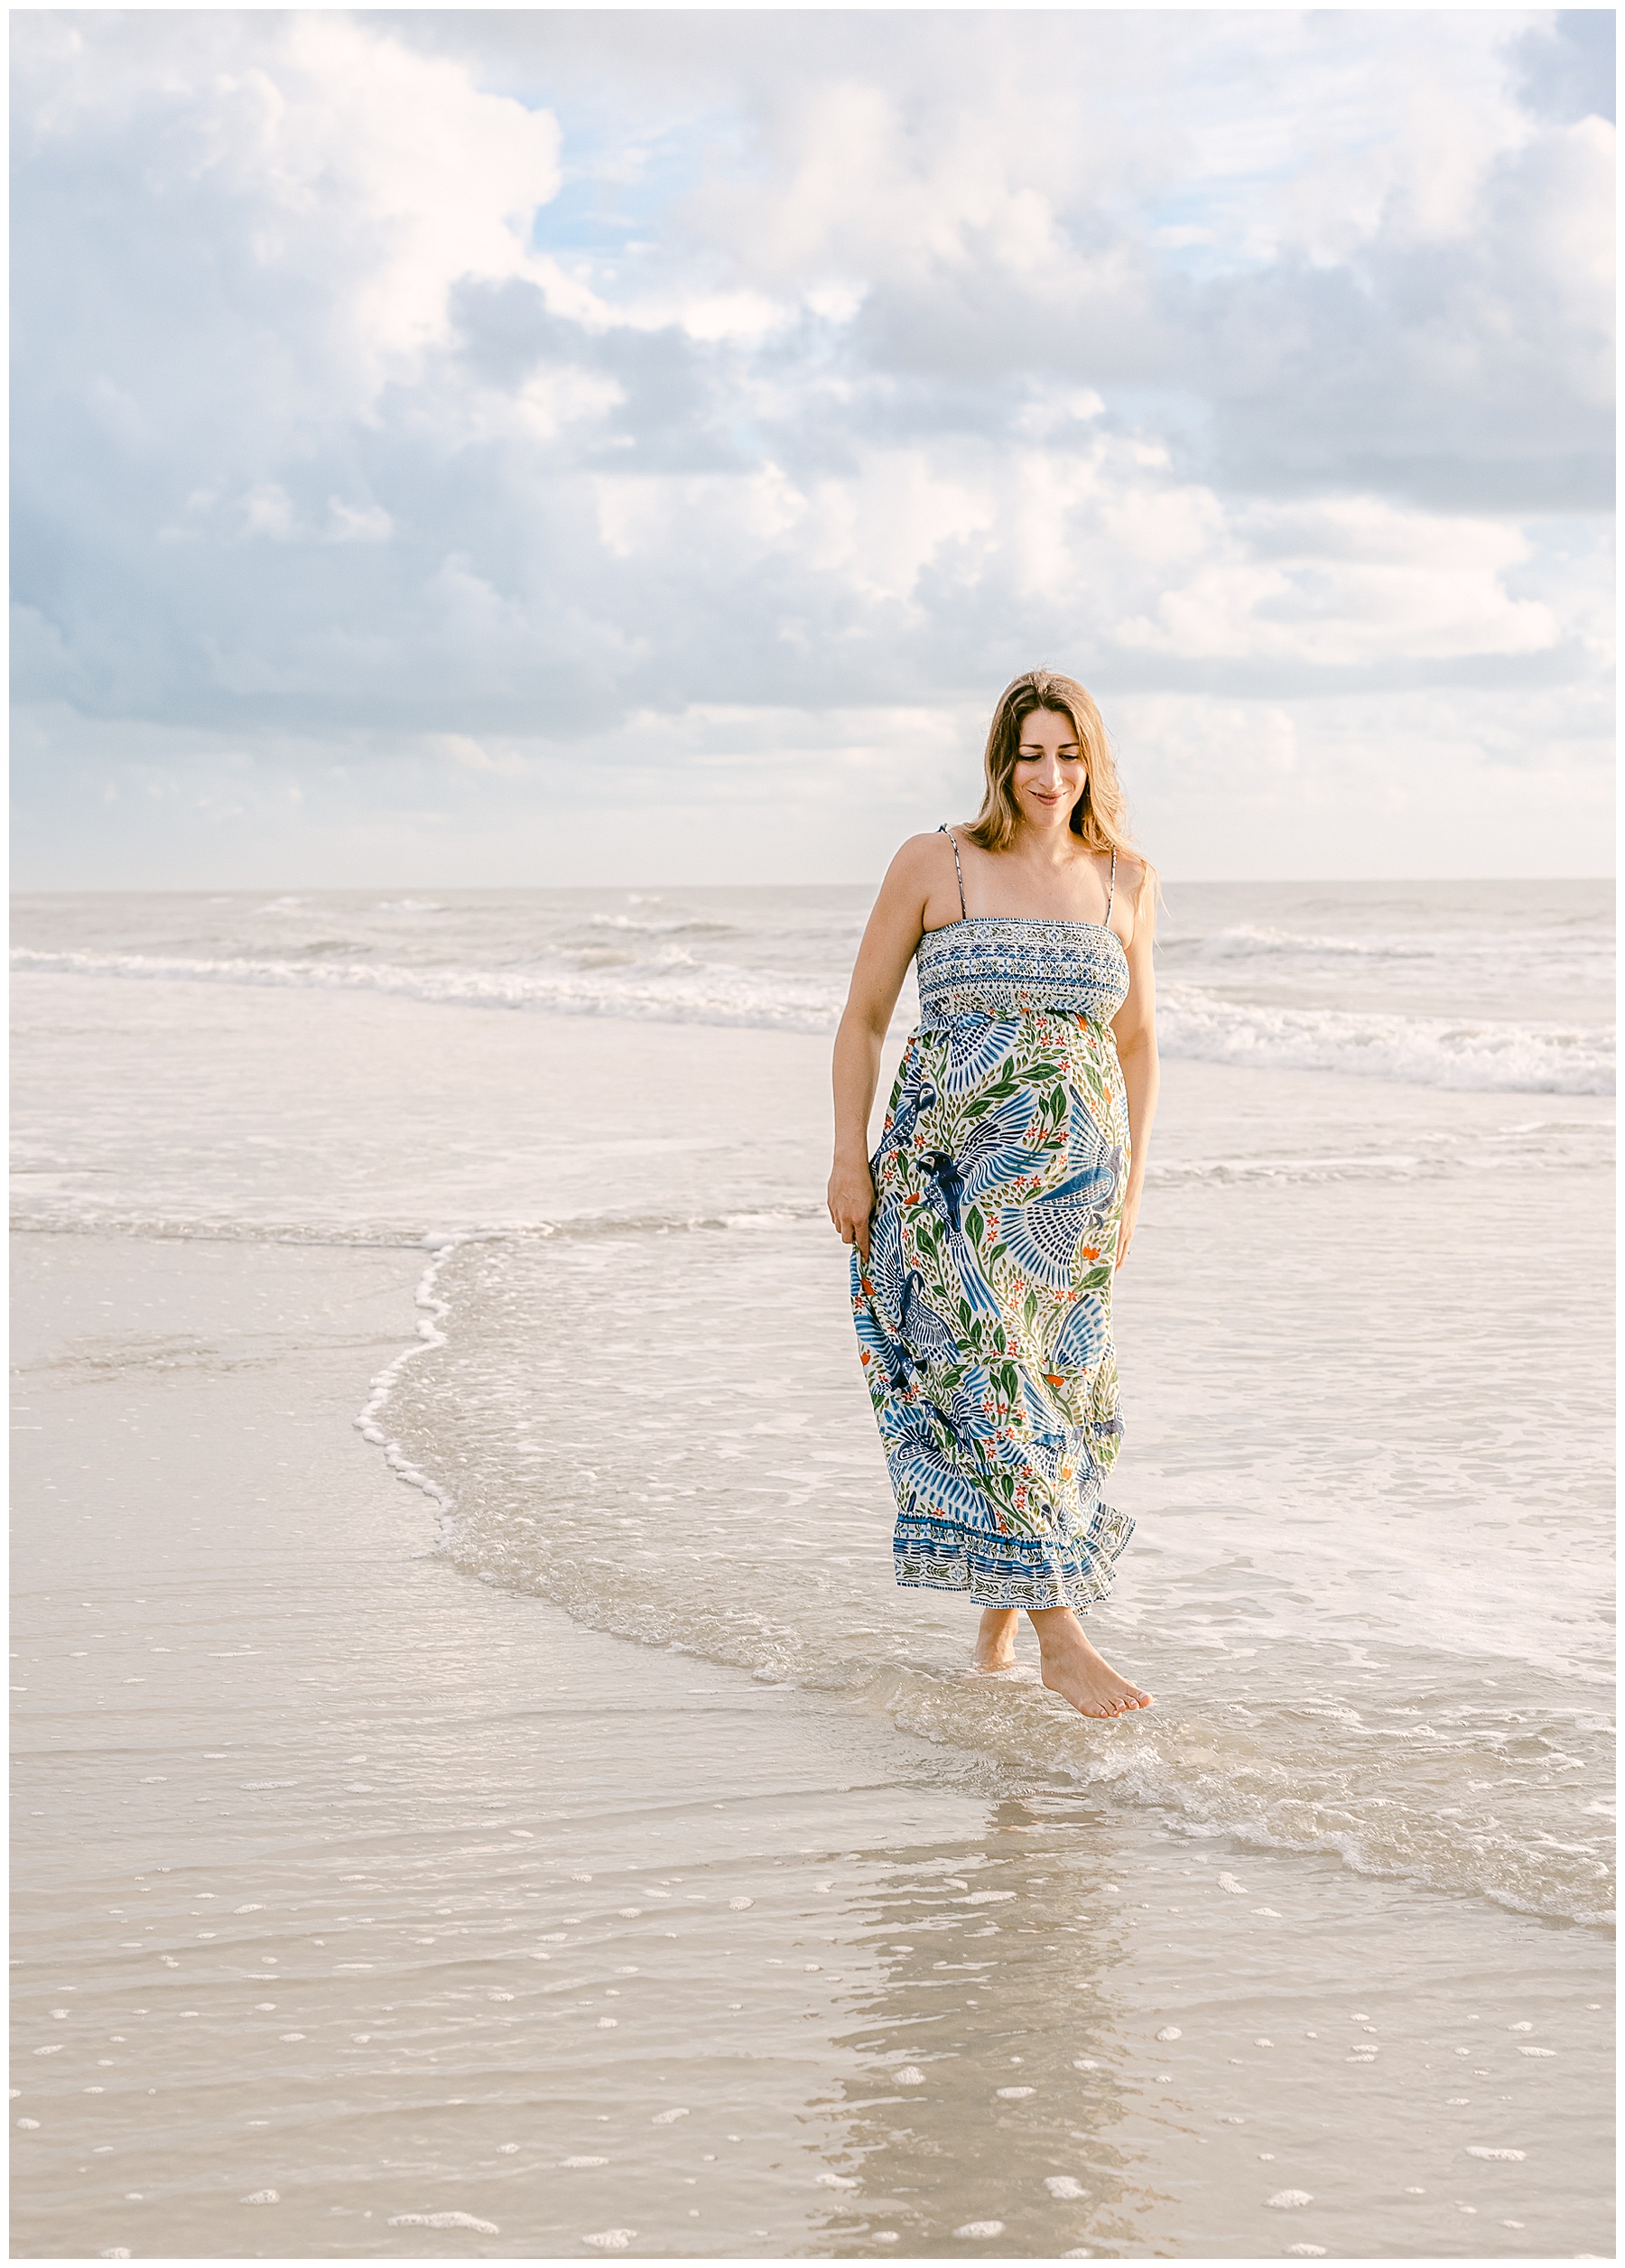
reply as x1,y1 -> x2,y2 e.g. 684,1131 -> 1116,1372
10,1233 -> 1613,2261
10,878 -> 1616,2255
11,883 -> 1614,1920
379,1167 -> 1611,1930
10,1233 -> 1040,2260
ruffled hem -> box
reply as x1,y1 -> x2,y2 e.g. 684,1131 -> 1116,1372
893,1498 -> 1135,1612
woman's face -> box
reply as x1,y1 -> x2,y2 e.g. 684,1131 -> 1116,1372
1011,708 -> 1087,828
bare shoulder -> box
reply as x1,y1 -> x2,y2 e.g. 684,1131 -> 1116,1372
868,829 -> 969,940
883,830 -> 960,892
890,827 -> 956,868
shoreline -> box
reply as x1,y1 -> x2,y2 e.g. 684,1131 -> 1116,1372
12,1224 -> 1614,2261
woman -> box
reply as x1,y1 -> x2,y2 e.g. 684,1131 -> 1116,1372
828,668 -> 1157,1720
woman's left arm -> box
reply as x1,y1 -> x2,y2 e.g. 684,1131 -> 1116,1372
1110,865 -> 1160,1271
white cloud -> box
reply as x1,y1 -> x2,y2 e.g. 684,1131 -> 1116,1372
1116,497 -> 1559,666
326,498 -> 395,545
243,484 -> 297,542
17,15 -> 565,405
9,8 -> 1614,885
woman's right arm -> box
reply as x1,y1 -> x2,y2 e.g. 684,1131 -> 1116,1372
828,835 -> 942,1260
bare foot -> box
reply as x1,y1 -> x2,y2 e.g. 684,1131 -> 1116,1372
970,1606 -> 1019,1674
1030,1607 -> 1152,1719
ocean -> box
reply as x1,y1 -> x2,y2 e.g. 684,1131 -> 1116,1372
11,878 -> 1614,1086
10,876 -> 1614,2259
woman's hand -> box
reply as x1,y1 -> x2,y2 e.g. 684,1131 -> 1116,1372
828,1156 -> 877,1262
1114,1183 -> 1143,1272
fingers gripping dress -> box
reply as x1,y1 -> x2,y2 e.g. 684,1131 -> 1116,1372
851,830 -> 1136,1613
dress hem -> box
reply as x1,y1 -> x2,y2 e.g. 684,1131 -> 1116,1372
892,1502 -> 1135,1613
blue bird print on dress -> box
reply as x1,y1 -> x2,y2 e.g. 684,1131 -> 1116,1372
920,1150 -> 1001,1315
939,1012 -> 1019,1101
1048,1137 -> 1123,1214
872,1061 -> 938,1167
854,1205 -> 916,1392
921,1148 -> 965,1231
891,1439 -> 995,1529
1048,1290 -> 1109,1373
898,1269 -> 958,1369
947,1086 -> 1045,1206
863,1197 -> 910,1332
943,1364 -> 1014,1446
851,1287 -> 909,1394
859,1200 -> 959,1389
920,1150 -> 996,1317
998,1135 -> 1123,1291
850,899 -> 1138,1612
923,1088 -> 1049,1318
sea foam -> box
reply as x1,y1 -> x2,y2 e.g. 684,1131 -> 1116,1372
1196,920 -> 1612,981
362,1221 -> 1616,1930
13,947 -> 1611,1093
1156,983 -> 1611,1096
11,946 -> 844,1036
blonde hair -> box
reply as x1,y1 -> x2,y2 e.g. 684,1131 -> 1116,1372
965,670 -> 1149,892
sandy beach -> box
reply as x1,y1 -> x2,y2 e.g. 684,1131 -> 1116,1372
11,882 -> 1616,2260
13,1221 -> 1613,2260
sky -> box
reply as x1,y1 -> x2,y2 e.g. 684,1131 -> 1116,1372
10,6 -> 1616,887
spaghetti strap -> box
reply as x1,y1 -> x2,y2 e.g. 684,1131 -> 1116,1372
1104,847 -> 1117,926
939,823 -> 967,920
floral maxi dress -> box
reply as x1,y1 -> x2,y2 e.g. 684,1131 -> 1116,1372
851,872 -> 1136,1612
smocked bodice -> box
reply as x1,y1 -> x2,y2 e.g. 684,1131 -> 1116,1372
915,915 -> 1129,1029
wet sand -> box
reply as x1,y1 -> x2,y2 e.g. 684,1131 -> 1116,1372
11,1227 -> 1614,2260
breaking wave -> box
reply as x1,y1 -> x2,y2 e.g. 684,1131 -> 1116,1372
15,947 -> 1611,1093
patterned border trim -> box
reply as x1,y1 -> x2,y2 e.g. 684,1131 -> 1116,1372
894,1500 -> 1136,1613
916,917 -> 1129,1029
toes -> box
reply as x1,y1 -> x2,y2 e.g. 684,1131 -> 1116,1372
1070,1686 -> 1149,1719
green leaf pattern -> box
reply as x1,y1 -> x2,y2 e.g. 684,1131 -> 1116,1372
853,994 -> 1138,1612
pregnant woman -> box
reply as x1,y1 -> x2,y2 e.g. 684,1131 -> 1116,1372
828,669 -> 1158,1719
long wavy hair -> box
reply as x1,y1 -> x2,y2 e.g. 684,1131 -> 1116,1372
965,670 -> 1146,881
